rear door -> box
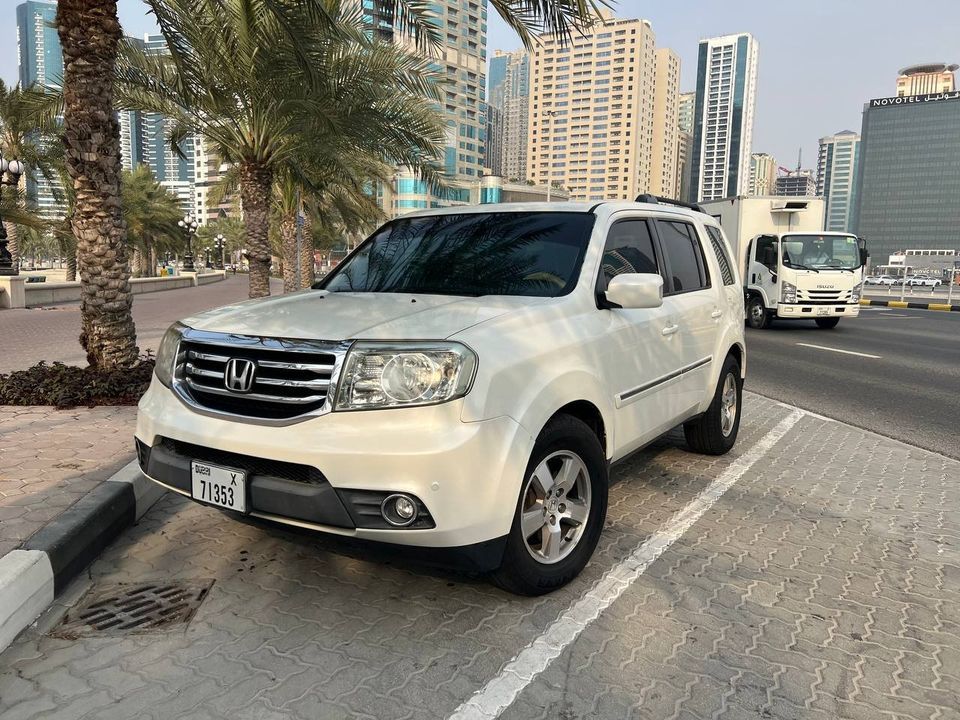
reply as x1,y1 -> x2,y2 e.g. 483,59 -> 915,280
594,215 -> 685,456
653,218 -> 718,415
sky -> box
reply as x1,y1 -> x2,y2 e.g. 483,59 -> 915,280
4,0 -> 960,172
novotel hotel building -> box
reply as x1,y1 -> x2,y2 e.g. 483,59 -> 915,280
851,89 -> 960,264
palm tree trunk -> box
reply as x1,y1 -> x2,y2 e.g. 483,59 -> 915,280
239,163 -> 273,298
280,214 -> 298,293
148,242 -> 157,278
131,247 -> 143,278
57,0 -> 138,368
299,215 -> 314,288
6,224 -> 19,270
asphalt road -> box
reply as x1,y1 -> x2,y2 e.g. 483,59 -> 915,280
744,305 -> 960,459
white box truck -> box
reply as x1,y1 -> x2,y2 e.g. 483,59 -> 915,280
700,196 -> 867,329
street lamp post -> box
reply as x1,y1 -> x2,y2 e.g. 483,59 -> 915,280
213,233 -> 226,270
177,214 -> 199,271
0,152 -> 26,276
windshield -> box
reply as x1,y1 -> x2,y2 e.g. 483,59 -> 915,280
781,234 -> 860,270
319,212 -> 596,297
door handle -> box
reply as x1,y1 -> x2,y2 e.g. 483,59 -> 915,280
661,323 -> 679,336
711,309 -> 723,319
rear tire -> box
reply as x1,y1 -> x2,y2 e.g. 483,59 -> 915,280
491,415 -> 608,596
815,318 -> 840,329
684,355 -> 743,456
746,296 -> 771,329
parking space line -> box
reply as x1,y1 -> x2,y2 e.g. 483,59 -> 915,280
447,408 -> 806,720
795,343 -> 881,359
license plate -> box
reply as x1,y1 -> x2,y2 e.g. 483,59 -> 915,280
191,461 -> 246,512
817,307 -> 831,316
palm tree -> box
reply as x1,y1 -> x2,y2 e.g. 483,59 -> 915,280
56,0 -> 138,368
121,165 -> 184,277
0,80 -> 62,267
117,0 -> 447,300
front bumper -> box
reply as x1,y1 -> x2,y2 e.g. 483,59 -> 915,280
135,377 -> 534,548
777,303 -> 860,319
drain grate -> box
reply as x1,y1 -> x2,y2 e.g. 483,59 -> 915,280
54,580 -> 213,637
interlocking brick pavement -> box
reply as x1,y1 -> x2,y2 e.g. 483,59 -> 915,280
1,394 -> 958,719
0,405 -> 136,557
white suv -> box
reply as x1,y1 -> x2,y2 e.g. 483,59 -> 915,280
137,199 -> 746,595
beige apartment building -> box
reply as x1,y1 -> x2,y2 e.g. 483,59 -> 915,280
896,63 -> 957,97
651,48 -> 680,197
526,15 -> 679,201
749,152 -> 778,196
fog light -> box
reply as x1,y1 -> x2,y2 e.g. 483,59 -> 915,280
381,493 -> 419,526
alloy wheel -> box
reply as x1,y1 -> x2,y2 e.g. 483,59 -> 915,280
720,373 -> 738,437
520,451 -> 592,564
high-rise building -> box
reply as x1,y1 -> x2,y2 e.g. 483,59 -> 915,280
852,86 -> 960,262
16,1 -> 62,90
16,1 -> 64,221
135,35 -> 196,215
678,91 -> 695,134
817,131 -> 860,232
677,92 -> 695,200
690,33 -> 759,202
896,63 -> 957,97
484,103 -> 503,175
527,15 -> 678,202
650,48 -> 680,198
748,152 -> 777,196
368,0 -> 487,216
775,170 -> 816,197
487,50 -> 529,180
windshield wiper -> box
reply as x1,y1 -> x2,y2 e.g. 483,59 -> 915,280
821,266 -> 855,273
784,261 -> 818,273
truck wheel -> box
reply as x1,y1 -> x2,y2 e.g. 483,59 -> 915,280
746,297 -> 771,329
815,318 -> 839,329
492,415 -> 608,596
683,355 -> 742,456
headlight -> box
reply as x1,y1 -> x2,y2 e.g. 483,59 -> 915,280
335,341 -> 477,411
851,282 -> 863,303
154,322 -> 185,387
781,281 -> 797,304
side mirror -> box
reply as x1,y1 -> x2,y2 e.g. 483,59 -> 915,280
604,273 -> 663,309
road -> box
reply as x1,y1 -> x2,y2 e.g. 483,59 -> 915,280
0,276 -> 281,373
744,305 -> 960,459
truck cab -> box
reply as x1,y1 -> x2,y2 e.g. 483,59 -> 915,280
744,231 -> 867,329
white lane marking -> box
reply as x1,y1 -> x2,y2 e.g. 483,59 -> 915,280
795,342 -> 881,359
447,409 -> 806,720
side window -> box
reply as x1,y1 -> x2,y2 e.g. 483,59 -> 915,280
755,235 -> 778,272
656,220 -> 709,294
597,219 -> 660,292
705,226 -> 736,285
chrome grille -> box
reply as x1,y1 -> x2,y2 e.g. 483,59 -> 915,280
173,330 -> 349,422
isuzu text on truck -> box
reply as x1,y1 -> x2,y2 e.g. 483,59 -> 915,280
701,196 -> 868,329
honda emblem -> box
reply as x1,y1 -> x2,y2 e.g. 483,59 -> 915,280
224,358 -> 256,394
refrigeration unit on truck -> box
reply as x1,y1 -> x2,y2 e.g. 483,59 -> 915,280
699,196 -> 868,329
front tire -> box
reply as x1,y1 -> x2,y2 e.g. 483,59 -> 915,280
684,355 -> 743,456
492,415 -> 608,596
746,296 -> 771,329
815,318 -> 840,329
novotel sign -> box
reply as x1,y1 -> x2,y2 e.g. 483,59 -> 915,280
870,91 -> 960,107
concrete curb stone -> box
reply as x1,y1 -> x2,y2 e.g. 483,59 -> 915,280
860,298 -> 960,311
0,459 -> 164,653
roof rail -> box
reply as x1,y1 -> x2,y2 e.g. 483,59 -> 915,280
634,194 -> 706,214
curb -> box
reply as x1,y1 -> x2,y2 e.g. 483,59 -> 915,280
860,298 -> 960,312
0,459 -> 165,652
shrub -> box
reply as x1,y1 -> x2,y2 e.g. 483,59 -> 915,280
0,358 -> 156,408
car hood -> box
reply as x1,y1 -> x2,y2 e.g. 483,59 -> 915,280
182,290 -> 550,341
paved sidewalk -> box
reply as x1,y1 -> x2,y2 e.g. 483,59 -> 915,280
2,393 -> 958,720
0,276 -> 282,373
0,406 -> 136,557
